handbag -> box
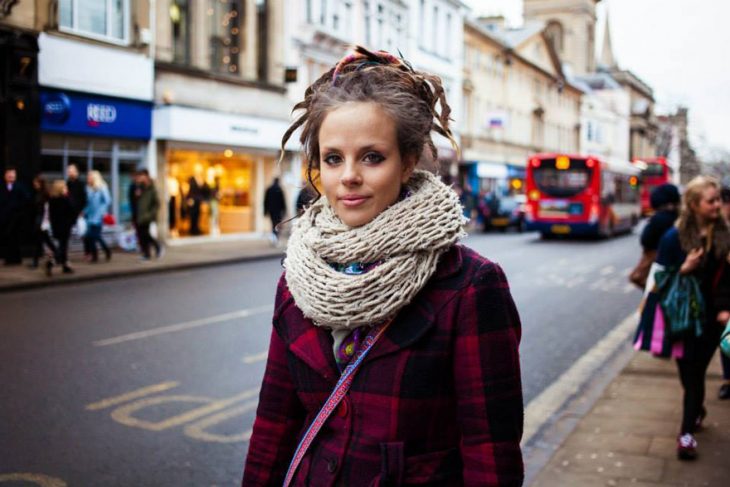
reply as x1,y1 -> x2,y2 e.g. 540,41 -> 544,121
655,269 -> 705,341
629,249 -> 657,289
283,320 -> 393,487
102,213 -> 116,226
721,321 -> 730,358
634,292 -> 684,358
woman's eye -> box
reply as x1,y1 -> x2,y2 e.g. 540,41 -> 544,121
323,154 -> 342,165
363,153 -> 385,164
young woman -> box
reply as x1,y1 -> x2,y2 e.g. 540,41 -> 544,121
48,180 -> 76,274
84,170 -> 112,262
242,47 -> 524,486
655,176 -> 730,460
29,174 -> 57,273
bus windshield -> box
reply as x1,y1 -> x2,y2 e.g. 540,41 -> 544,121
533,159 -> 592,198
643,163 -> 665,178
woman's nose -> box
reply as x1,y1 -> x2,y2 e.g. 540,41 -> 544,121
340,161 -> 362,186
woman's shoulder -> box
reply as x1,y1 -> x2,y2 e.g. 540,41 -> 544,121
658,226 -> 680,247
434,244 -> 506,289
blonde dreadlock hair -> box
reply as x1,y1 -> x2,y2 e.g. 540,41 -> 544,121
280,46 -> 458,199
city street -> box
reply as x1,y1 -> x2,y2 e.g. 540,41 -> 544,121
0,230 -> 644,486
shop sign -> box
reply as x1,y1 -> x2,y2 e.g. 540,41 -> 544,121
41,89 -> 152,139
477,162 -> 508,179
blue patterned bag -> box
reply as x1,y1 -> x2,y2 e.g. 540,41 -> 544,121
655,269 -> 705,341
721,321 -> 730,358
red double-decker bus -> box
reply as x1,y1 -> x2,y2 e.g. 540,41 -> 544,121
632,157 -> 672,215
525,154 -> 641,238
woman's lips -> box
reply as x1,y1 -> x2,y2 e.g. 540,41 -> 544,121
339,196 -> 369,208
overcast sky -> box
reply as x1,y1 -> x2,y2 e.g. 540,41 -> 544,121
463,0 -> 730,157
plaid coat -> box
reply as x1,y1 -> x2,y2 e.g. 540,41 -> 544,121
242,245 -> 524,486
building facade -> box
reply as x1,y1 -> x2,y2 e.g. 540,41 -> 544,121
461,18 -> 582,194
153,0 -> 294,242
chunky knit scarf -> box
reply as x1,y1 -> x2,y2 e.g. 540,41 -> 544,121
285,170 -> 466,331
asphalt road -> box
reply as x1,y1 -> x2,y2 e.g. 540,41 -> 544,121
0,230 -> 643,486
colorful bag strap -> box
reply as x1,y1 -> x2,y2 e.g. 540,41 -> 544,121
282,320 -> 393,487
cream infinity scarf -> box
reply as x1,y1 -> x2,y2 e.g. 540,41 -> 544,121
284,170 -> 466,331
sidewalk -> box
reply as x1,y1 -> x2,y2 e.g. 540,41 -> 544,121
530,351 -> 729,486
0,238 -> 285,292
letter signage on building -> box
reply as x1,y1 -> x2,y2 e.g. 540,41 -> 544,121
40,90 -> 152,139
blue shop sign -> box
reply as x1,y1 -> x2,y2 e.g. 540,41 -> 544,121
40,90 -> 152,140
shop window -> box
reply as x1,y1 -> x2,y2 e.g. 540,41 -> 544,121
167,150 -> 264,237
59,0 -> 129,44
208,0 -> 242,75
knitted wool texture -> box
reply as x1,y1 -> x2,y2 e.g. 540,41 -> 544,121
285,170 -> 466,331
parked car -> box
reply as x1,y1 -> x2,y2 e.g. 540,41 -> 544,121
485,194 -> 527,232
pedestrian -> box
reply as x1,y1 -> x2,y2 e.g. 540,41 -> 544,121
65,163 -> 87,219
135,169 -> 162,260
629,183 -> 680,288
83,170 -> 112,262
29,174 -> 57,274
128,169 -> 141,250
0,166 -> 29,265
263,177 -> 287,242
295,183 -> 316,215
718,186 -> 730,400
242,46 -> 524,486
48,180 -> 76,274
652,176 -> 730,460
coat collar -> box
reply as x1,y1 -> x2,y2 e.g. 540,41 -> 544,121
279,245 -> 465,381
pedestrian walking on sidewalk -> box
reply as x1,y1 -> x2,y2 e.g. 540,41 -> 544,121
135,169 -> 162,260
242,46 -> 524,486
83,170 -> 112,263
654,176 -> 730,460
29,175 -> 57,274
48,180 -> 75,274
263,177 -> 287,243
630,183 -> 680,288
718,186 -> 730,400
0,166 -> 29,266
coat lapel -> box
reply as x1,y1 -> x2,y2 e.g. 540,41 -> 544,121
366,245 -> 464,363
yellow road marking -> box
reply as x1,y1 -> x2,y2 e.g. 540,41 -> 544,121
85,381 -> 180,411
184,400 -> 259,443
242,351 -> 268,364
110,387 -> 260,431
93,305 -> 273,346
0,473 -> 67,486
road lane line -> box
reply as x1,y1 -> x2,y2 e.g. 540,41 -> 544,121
522,311 -> 638,446
85,381 -> 181,410
110,387 -> 260,431
93,305 -> 273,347
183,399 -> 259,443
242,351 -> 268,364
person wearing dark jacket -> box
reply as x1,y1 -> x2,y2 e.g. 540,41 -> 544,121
29,175 -> 57,272
263,177 -> 287,241
630,183 -> 681,288
0,166 -> 29,265
718,187 -> 730,400
641,183 -> 681,251
66,164 -> 88,256
48,180 -> 76,274
135,170 -> 161,260
652,176 -> 730,461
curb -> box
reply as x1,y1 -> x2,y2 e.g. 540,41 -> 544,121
0,250 -> 286,293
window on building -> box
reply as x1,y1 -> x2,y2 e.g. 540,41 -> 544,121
445,12 -> 452,57
432,5 -> 438,52
364,1 -> 371,45
170,0 -> 191,64
419,0 -> 426,48
208,0 -> 242,75
377,3 -> 384,48
306,0 -> 313,23
59,0 -> 129,43
257,0 -> 268,81
586,121 -> 594,141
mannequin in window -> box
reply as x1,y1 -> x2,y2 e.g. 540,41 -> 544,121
187,164 -> 209,236
167,167 -> 182,238
207,166 -> 221,236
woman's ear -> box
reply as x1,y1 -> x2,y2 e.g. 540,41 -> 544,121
401,154 -> 417,184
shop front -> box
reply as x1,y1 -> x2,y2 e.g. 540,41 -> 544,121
154,105 -> 297,242
39,89 -> 152,227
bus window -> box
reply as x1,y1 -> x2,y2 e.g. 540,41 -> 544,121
533,159 -> 592,198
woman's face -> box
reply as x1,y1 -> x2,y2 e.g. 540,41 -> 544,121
693,186 -> 722,222
318,102 -> 415,228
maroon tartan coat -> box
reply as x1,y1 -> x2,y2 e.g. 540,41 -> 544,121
242,244 -> 524,486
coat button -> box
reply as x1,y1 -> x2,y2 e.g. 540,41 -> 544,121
327,458 -> 338,473
336,400 -> 348,417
